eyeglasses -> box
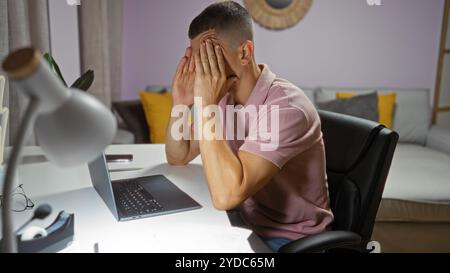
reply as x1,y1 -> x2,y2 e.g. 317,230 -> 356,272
0,184 -> 35,212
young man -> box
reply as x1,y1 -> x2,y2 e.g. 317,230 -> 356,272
165,1 -> 333,252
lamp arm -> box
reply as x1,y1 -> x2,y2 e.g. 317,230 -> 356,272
1,97 -> 40,253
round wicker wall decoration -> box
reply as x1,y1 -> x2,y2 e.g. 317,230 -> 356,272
244,0 -> 313,30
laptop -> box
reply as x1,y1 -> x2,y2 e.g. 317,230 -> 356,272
88,153 -> 201,221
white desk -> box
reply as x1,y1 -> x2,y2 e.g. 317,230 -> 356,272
4,145 -> 271,253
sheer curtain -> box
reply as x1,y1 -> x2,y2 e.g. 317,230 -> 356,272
79,0 -> 123,107
0,0 -> 123,145
0,0 -> 51,145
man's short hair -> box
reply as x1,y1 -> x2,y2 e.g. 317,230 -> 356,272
188,1 -> 253,46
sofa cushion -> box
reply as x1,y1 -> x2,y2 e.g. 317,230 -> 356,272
314,88 -> 431,145
139,92 -> 172,144
145,85 -> 171,92
317,92 -> 379,122
384,89 -> 431,145
336,92 -> 396,129
299,87 -> 315,102
314,87 -> 376,103
383,144 -> 450,203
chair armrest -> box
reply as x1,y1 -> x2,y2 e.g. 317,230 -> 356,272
426,126 -> 450,155
278,231 -> 362,253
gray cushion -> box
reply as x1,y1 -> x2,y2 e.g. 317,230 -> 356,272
314,88 -> 431,145
145,85 -> 171,92
314,87 -> 376,103
317,92 -> 379,122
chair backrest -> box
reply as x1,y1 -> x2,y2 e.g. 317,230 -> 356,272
319,110 -> 398,241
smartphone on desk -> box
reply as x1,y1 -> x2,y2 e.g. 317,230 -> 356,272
105,154 -> 133,163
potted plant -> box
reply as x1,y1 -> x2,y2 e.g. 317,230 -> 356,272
43,53 -> 94,91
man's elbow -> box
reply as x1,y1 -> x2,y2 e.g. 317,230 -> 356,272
210,176 -> 246,211
211,195 -> 243,211
165,150 -> 190,166
166,157 -> 189,166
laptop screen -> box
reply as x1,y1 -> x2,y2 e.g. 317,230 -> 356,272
88,153 -> 119,220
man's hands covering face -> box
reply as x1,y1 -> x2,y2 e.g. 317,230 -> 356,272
194,40 -> 238,106
172,41 -> 237,107
172,47 -> 195,106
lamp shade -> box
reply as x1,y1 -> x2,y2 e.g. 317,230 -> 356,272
2,47 -> 117,167
35,90 -> 117,167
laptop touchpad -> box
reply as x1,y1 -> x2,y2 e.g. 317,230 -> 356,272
136,175 -> 201,211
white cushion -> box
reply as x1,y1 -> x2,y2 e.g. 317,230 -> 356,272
383,144 -> 450,203
299,87 -> 316,102
381,88 -> 431,145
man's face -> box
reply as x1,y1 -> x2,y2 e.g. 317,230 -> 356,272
190,30 -> 240,82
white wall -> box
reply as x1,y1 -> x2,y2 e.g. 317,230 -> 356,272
48,0 -> 80,86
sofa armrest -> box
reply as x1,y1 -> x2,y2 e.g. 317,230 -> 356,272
113,129 -> 135,144
112,100 -> 150,144
426,126 -> 450,155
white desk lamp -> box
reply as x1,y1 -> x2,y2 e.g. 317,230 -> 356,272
1,47 -> 117,253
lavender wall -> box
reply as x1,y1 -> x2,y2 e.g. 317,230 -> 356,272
121,0 -> 445,101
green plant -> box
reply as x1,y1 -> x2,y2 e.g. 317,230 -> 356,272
43,53 -> 94,92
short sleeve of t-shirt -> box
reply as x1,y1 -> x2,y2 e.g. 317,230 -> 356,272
239,106 -> 315,169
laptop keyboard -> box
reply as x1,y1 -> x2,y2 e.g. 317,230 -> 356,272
113,181 -> 164,217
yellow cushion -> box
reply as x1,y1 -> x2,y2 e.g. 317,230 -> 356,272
139,91 -> 172,143
336,92 -> 396,129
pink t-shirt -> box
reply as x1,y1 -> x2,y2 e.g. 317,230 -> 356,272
219,65 -> 334,241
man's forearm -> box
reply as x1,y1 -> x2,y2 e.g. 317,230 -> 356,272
199,117 -> 244,210
165,112 -> 195,165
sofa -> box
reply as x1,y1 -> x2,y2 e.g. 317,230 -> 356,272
113,87 -> 450,252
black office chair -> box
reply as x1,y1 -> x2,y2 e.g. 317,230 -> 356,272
279,110 -> 399,253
